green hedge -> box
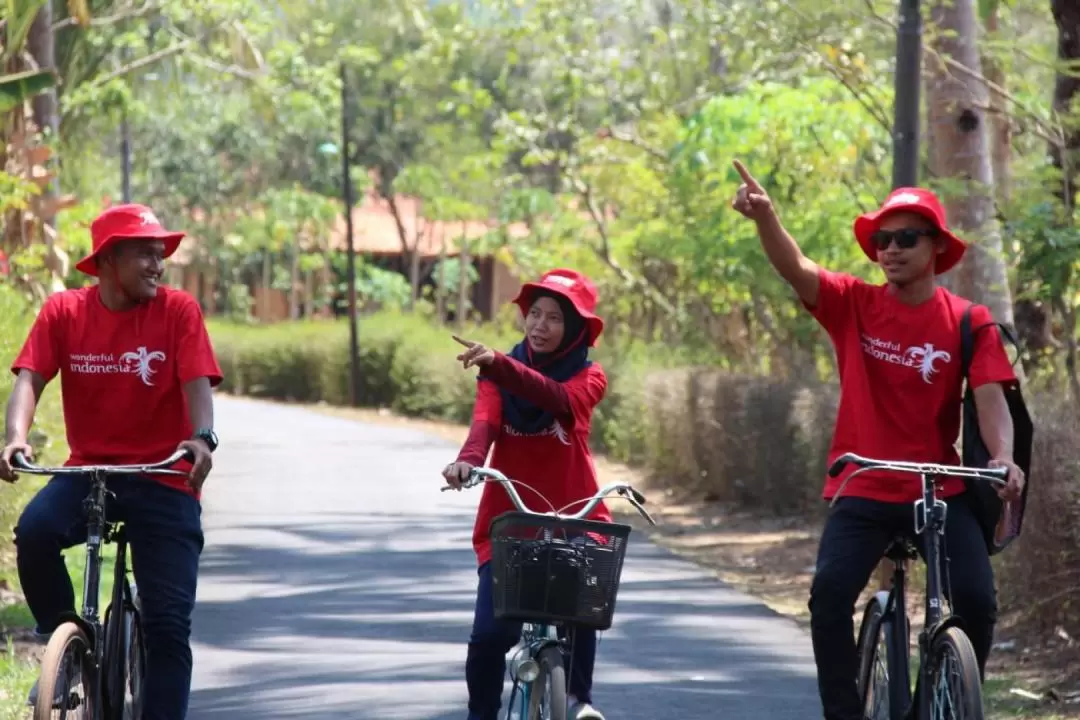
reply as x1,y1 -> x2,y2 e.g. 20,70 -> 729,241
0,285 -> 67,583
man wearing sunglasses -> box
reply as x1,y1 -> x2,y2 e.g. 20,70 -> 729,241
730,160 -> 1024,720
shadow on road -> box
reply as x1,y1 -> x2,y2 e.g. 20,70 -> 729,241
189,509 -> 819,719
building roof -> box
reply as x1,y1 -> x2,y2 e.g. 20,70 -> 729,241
326,189 -> 531,258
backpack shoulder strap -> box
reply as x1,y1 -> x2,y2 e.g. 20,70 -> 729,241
958,300 -> 975,380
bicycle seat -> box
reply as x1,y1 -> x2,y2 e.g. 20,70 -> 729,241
883,534 -> 918,562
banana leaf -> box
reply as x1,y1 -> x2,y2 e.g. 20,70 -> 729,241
0,69 -> 58,114
2,0 -> 49,61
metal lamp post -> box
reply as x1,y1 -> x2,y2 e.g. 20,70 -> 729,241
891,0 -> 923,189
340,61 -> 360,407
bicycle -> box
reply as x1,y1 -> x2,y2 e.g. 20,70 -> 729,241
826,452 -> 1009,720
12,448 -> 193,720
442,467 -> 656,720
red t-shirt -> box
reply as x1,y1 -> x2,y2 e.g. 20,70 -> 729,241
11,285 -> 223,497
458,356 -> 612,566
806,268 -> 1017,503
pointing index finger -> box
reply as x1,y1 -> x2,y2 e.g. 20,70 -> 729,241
452,334 -> 476,348
732,159 -> 761,191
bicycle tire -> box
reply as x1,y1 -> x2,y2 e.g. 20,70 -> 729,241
33,621 -> 97,720
124,606 -> 146,719
527,646 -> 567,720
928,626 -> 984,719
856,595 -> 909,719
103,592 -> 146,720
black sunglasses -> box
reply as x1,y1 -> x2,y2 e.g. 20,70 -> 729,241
871,227 -> 938,251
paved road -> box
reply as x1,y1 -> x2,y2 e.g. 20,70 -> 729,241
187,396 -> 821,719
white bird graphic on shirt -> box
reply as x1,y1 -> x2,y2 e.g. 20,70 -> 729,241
120,347 -> 166,386
904,343 -> 952,384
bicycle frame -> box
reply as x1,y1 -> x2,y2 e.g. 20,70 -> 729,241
881,469 -> 951,720
830,452 -> 1008,720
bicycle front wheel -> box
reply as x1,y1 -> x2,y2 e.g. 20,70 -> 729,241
928,626 -> 984,720
34,621 -> 97,720
526,646 -> 567,720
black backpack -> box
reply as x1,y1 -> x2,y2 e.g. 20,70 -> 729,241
957,302 -> 1034,555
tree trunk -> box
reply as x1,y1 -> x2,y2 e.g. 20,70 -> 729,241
926,0 -> 1015,328
289,248 -> 300,320
27,6 -> 59,147
984,8 -> 1011,205
458,242 -> 471,331
1049,0 -> 1080,402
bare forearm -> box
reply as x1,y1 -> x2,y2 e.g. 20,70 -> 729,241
183,377 -> 214,432
4,372 -> 43,445
755,213 -> 820,305
974,383 -> 1014,459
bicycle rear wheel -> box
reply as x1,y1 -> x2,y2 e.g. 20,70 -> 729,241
526,646 -> 567,720
928,626 -> 984,720
33,621 -> 97,720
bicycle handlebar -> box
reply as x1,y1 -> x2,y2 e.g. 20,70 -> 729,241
827,452 -> 1009,485
441,466 -> 657,526
11,449 -> 194,477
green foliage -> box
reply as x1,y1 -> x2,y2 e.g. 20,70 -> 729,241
0,69 -> 57,113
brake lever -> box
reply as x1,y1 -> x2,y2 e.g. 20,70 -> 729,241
627,497 -> 657,526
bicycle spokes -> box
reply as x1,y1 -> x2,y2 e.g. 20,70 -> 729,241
931,644 -> 966,720
866,634 -> 890,720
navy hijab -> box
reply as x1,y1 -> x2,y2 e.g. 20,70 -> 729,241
485,290 -> 591,435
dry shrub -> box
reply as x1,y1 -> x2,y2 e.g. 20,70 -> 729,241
996,392 -> 1080,638
638,368 -> 839,514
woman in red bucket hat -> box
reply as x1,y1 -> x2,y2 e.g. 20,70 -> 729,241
730,160 -> 1024,720
442,268 -> 611,720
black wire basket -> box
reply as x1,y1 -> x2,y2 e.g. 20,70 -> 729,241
489,511 -> 632,631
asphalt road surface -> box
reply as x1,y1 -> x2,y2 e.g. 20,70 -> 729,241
187,396 -> 821,719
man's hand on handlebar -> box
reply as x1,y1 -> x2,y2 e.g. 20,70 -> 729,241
176,438 -> 212,494
442,461 -> 474,490
989,456 -> 1025,503
0,441 -> 32,483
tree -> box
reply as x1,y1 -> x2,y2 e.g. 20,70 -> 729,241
926,0 -> 1015,328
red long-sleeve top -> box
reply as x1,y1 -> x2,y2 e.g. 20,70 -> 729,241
458,351 -> 612,566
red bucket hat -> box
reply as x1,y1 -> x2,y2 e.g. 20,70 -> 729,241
76,204 -> 186,277
853,188 -> 966,275
512,268 -> 605,347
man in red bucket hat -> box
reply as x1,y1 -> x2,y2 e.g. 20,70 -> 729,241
731,160 -> 1024,720
0,203 -> 222,719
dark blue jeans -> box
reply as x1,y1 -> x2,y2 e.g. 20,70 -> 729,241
15,474 -> 204,720
467,561 -> 597,720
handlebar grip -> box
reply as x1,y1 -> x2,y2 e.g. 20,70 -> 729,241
827,455 -> 851,478
11,451 -> 30,470
180,448 -> 196,463
630,487 -> 647,505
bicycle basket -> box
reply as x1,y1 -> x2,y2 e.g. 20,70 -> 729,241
488,512 -> 632,630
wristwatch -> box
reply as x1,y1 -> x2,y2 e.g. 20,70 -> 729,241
193,428 -> 219,453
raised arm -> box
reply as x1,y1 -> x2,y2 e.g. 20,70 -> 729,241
731,160 -> 821,307
480,353 -> 571,419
